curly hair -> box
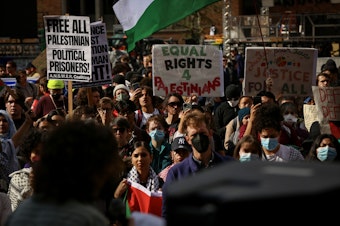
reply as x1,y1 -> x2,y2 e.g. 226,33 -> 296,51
253,102 -> 282,134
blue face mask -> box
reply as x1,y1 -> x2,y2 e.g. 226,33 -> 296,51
239,152 -> 260,162
317,146 -> 337,162
260,137 -> 279,151
149,129 -> 165,142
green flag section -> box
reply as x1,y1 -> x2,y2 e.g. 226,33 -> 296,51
113,0 -> 219,52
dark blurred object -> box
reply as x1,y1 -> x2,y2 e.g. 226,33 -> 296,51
107,198 -> 129,226
166,161 -> 340,226
112,74 -> 126,85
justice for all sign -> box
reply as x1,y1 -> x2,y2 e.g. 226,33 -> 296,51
243,47 -> 318,98
152,44 -> 224,97
44,15 -> 92,82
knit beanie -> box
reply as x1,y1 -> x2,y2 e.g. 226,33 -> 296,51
238,107 -> 250,122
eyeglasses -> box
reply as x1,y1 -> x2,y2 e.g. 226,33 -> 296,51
168,102 -> 181,107
113,127 -> 126,133
7,100 -> 17,104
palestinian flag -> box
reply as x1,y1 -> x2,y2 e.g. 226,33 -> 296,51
113,0 -> 219,52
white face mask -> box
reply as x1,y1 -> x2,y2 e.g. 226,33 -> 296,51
283,114 -> 297,124
228,100 -> 239,107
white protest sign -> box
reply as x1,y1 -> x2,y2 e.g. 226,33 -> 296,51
44,15 -> 92,82
72,21 -> 113,88
303,104 -> 319,132
243,47 -> 318,98
312,86 -> 340,134
152,44 -> 224,97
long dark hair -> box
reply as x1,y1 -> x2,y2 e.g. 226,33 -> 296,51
305,133 -> 340,162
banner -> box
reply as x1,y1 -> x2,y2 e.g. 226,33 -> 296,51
152,44 -> 224,97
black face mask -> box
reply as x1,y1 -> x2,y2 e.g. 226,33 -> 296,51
51,93 -> 61,100
191,133 -> 210,153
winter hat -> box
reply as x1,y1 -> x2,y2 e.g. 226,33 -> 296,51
238,107 -> 250,122
225,84 -> 240,99
323,59 -> 337,73
113,84 -> 129,96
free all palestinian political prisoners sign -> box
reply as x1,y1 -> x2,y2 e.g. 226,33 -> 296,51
152,44 -> 224,97
44,15 -> 92,82
243,47 -> 318,98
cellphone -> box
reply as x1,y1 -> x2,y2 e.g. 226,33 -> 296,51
132,82 -> 140,90
253,96 -> 262,105
183,103 -> 192,111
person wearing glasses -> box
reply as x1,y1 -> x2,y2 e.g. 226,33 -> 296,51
4,89 -> 28,130
162,92 -> 184,143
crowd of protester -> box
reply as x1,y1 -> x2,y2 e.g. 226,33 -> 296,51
1,52 -> 340,226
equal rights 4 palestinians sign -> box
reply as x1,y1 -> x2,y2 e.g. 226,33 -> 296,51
152,44 -> 224,97
44,15 -> 92,82
243,47 -> 318,98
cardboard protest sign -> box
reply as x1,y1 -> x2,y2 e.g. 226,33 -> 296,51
32,48 -> 46,75
152,44 -> 224,97
44,15 -> 92,82
303,104 -> 319,132
312,86 -> 340,134
72,21 -> 113,88
243,47 -> 318,98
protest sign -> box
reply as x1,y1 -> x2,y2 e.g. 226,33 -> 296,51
152,44 -> 224,97
312,86 -> 340,134
44,15 -> 92,82
32,48 -> 46,75
243,47 -> 318,98
72,21 -> 112,88
303,104 -> 319,132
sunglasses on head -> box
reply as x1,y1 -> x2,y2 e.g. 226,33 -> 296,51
168,102 -> 181,107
